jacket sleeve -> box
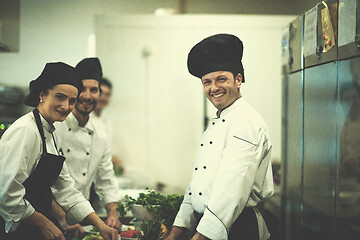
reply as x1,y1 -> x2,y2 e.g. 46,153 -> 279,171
0,124 -> 38,232
93,140 -> 120,205
196,122 -> 268,239
51,163 -> 94,225
172,185 -> 197,232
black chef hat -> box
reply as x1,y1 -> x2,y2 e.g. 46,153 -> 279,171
75,57 -> 103,82
187,33 -> 245,82
24,62 -> 84,107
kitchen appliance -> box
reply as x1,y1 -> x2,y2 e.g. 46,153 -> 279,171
0,0 -> 20,52
280,0 -> 360,239
280,14 -> 304,240
0,84 -> 26,138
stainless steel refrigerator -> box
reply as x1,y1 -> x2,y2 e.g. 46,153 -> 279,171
281,0 -> 360,239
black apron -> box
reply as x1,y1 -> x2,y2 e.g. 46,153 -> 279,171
194,207 -> 259,240
0,109 -> 65,240
228,207 -> 259,240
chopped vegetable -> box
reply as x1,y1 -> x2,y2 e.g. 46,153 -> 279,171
120,230 -> 141,238
82,232 -> 104,240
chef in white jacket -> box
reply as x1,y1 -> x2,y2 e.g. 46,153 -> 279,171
0,62 -> 119,240
54,58 -> 122,232
166,34 -> 274,240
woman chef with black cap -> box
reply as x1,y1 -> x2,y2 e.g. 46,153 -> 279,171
0,62 -> 119,240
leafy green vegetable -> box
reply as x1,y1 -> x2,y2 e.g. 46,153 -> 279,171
118,189 -> 184,230
113,165 -> 124,176
138,219 -> 165,240
81,231 -> 103,240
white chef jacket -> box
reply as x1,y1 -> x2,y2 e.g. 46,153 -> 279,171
173,97 -> 274,240
55,112 -> 120,205
90,113 -> 122,159
0,111 -> 94,233
90,112 -> 112,146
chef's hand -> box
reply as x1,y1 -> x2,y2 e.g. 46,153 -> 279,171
191,232 -> 209,240
40,220 -> 65,240
62,223 -> 85,238
84,212 -> 119,240
105,202 -> 122,231
51,199 -> 85,238
106,215 -> 122,231
24,211 -> 65,240
98,224 -> 119,240
165,226 -> 185,240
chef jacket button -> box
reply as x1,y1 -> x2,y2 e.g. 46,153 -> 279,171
68,128 -> 71,131
200,144 -> 203,147
86,152 -> 89,155
195,167 -> 198,170
199,192 -> 202,196
189,192 -> 192,195
209,141 -> 213,144
88,132 -> 92,135
212,122 -> 215,125
222,119 -> 225,122
203,166 -> 206,169
67,149 -> 70,153
83,173 -> 86,176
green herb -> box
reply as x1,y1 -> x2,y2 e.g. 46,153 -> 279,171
81,231 -> 103,240
118,189 -> 184,230
138,219 -> 165,240
113,165 -> 124,176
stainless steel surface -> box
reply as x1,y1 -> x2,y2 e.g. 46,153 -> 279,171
0,0 -> 20,52
338,0 -> 360,60
281,71 -> 303,240
336,58 -> 360,239
304,0 -> 338,68
281,1 -> 360,240
303,62 -> 337,239
281,15 -> 304,75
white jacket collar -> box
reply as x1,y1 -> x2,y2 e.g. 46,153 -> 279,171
215,97 -> 243,119
67,112 -> 95,133
38,112 -> 55,133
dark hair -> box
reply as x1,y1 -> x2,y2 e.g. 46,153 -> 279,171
100,77 -> 112,89
41,87 -> 52,96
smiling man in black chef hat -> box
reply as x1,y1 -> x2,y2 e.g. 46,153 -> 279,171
53,57 -> 122,234
165,34 -> 274,240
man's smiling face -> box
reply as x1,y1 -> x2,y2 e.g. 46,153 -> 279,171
75,79 -> 100,116
201,71 -> 242,114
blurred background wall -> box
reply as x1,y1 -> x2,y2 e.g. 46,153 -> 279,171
0,0 -> 319,193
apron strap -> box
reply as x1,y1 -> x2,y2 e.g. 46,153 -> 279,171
33,108 -> 47,155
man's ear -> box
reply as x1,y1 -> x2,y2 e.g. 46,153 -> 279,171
236,74 -> 242,87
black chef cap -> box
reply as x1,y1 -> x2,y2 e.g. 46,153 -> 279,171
24,62 -> 84,107
75,57 -> 103,82
187,33 -> 245,82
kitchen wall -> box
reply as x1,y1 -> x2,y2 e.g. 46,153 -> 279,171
0,0 -> 319,86
95,14 -> 294,193
0,0 -> 305,193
